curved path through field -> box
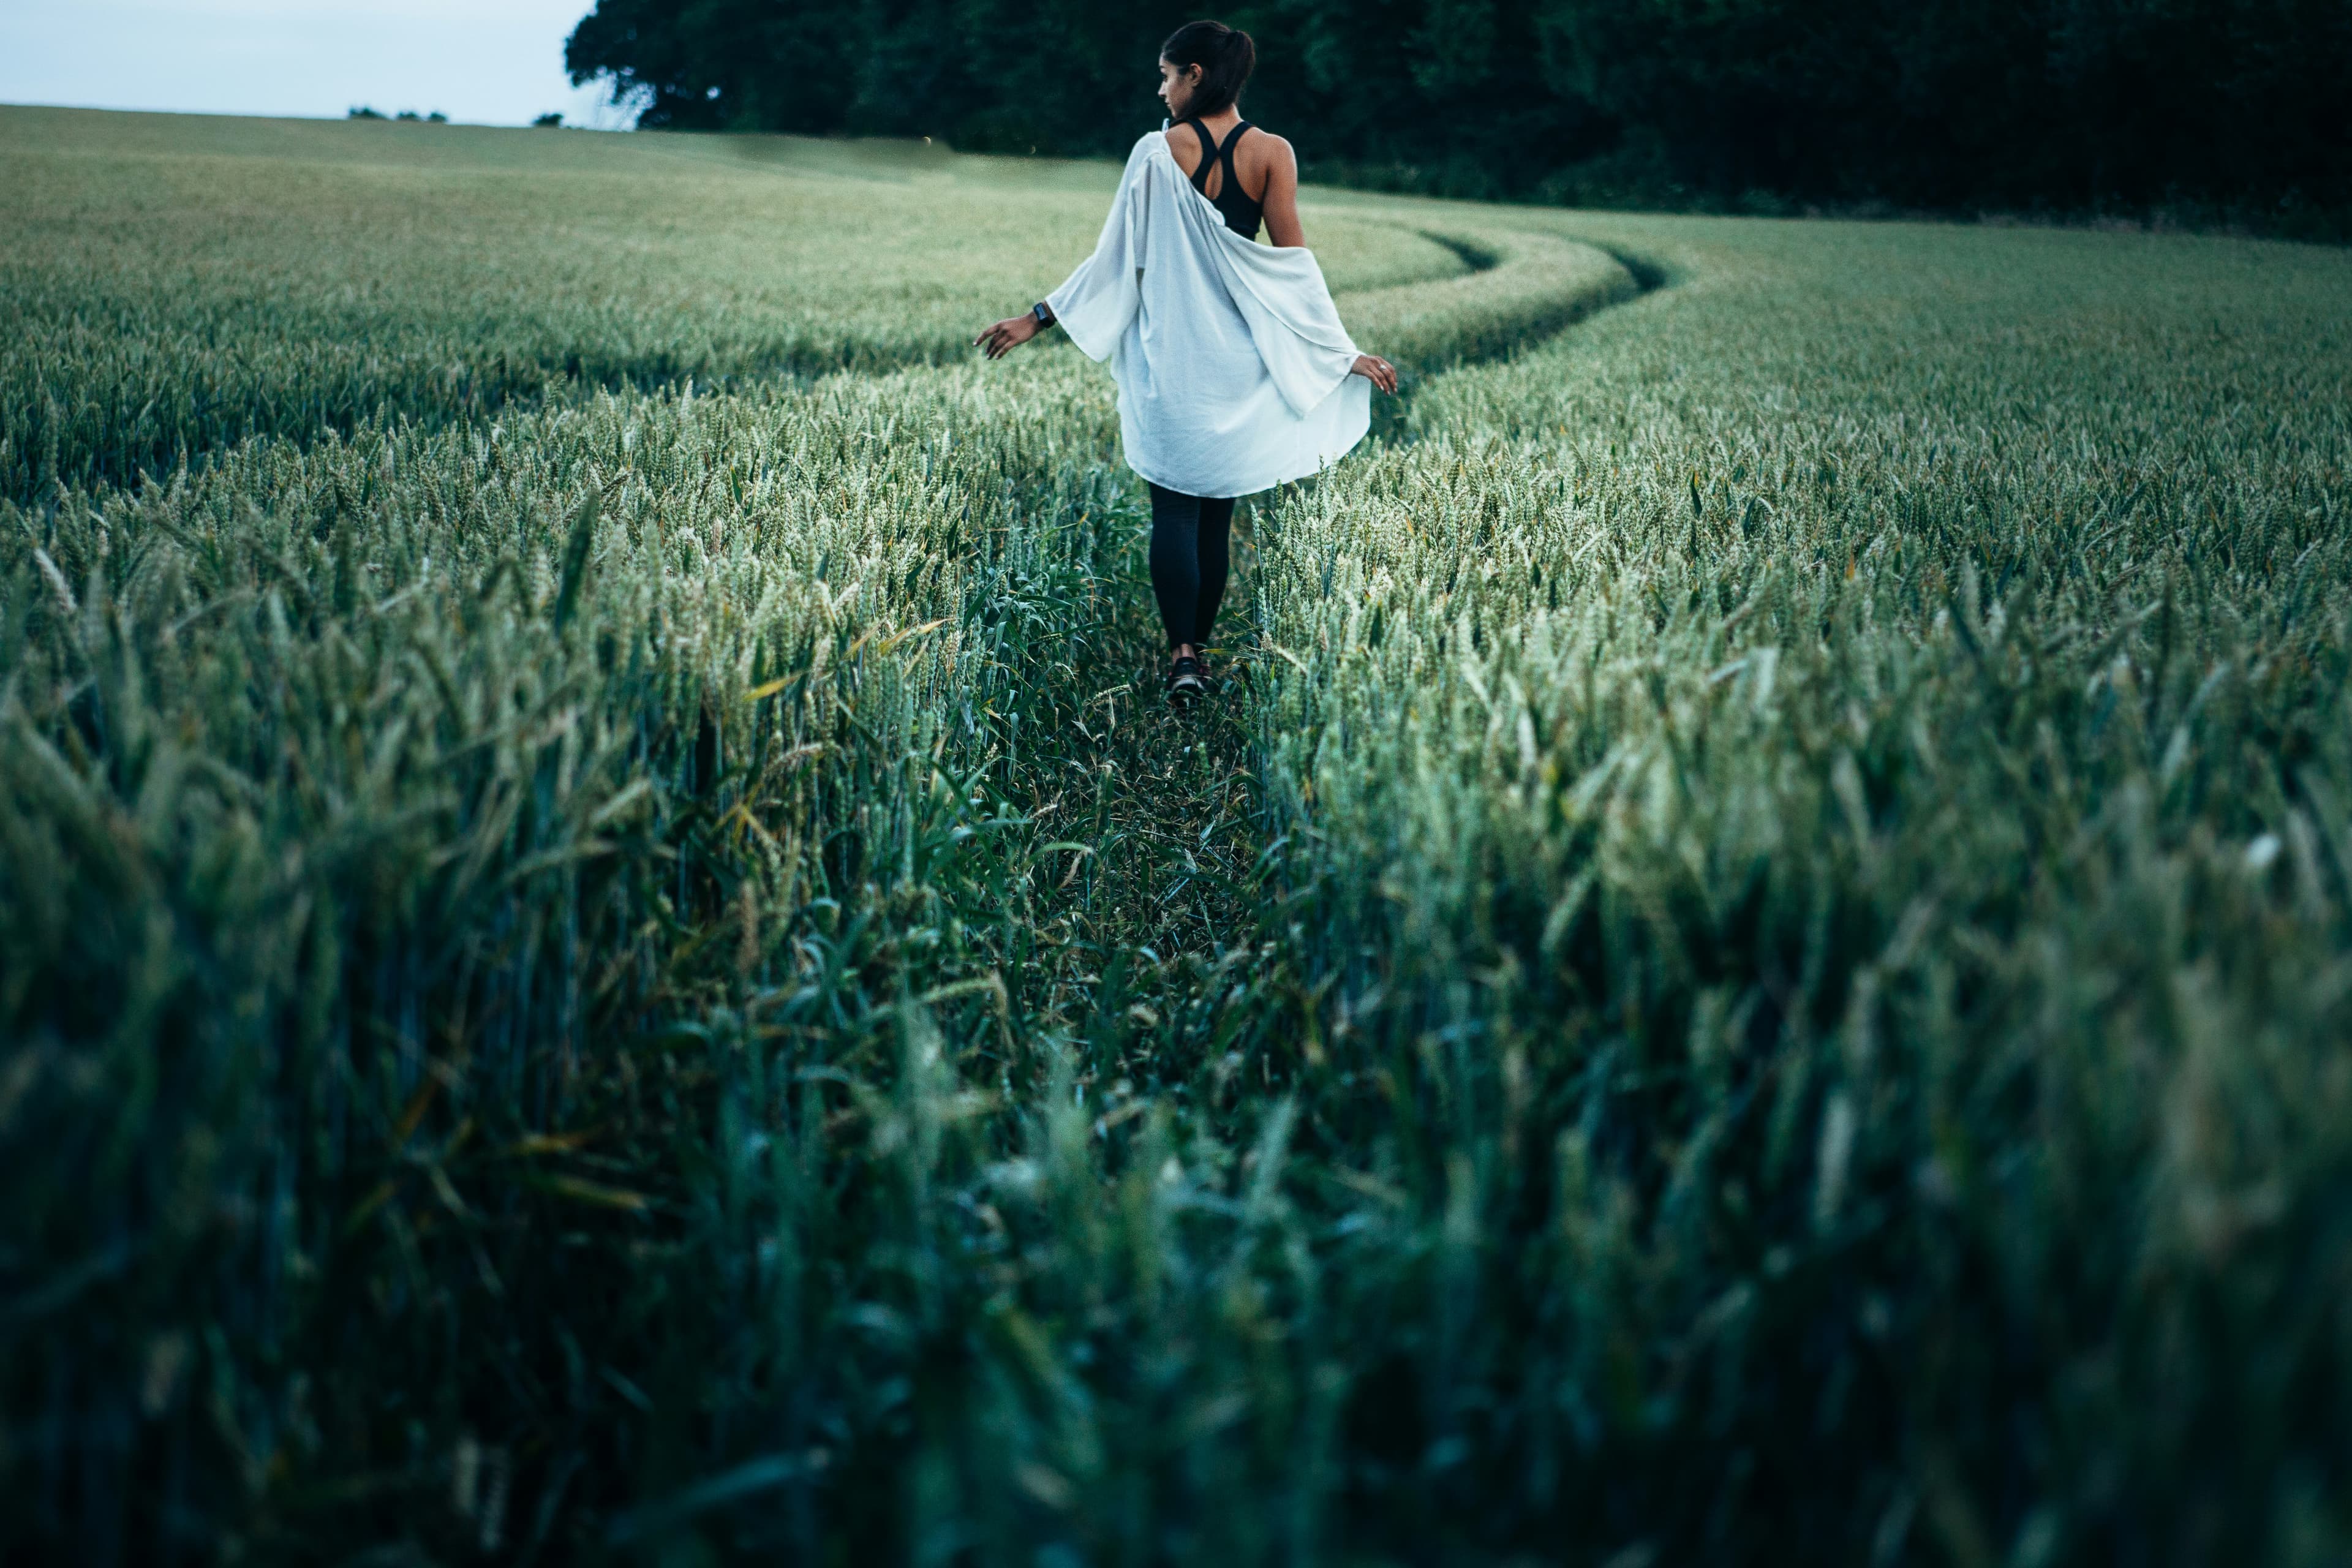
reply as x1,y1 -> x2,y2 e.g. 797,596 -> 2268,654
972,224 -> 1653,1068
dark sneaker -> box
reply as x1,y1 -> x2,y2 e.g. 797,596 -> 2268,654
1168,654 -> 1206,706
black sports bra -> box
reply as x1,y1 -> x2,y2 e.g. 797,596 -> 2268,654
1178,117 -> 1264,241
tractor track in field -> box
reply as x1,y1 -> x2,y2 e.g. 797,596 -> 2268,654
993,233 -> 1669,1076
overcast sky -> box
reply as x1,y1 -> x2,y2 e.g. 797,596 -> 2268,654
0,0 -> 638,127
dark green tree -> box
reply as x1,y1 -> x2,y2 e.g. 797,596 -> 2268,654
564,0 -> 2350,228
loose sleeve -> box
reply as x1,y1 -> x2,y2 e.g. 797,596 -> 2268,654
1211,243 -> 1362,418
1045,142 -> 1153,362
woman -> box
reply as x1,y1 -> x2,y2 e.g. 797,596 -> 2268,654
976,20 -> 1397,704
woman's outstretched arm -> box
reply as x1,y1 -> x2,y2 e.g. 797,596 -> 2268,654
1257,137 -> 1394,391
978,141 -> 1150,362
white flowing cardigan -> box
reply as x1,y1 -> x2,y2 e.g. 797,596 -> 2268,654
1045,131 -> 1371,500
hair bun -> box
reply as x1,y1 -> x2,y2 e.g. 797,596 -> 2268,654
1159,20 -> 1257,116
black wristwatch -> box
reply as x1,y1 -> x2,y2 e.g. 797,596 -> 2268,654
1032,301 -> 1055,328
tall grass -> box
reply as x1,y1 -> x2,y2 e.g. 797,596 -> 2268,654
1250,218 -> 2352,1559
0,105 -> 1469,505
1,356 -> 1126,1555
5,112 -> 2350,1564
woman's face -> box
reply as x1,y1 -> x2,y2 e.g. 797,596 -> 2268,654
1158,58 -> 1202,118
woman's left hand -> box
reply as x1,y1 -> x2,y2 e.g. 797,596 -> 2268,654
976,314 -> 1042,359
1351,353 -> 1398,394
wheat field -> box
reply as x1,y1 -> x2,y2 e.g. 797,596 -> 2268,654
4,105 -> 2348,1564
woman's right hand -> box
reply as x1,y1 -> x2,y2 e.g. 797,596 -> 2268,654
976,313 -> 1042,360
1351,353 -> 1398,394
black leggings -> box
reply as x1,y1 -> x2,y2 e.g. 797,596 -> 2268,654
1147,483 -> 1236,650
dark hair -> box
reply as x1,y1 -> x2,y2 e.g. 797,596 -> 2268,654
1161,20 -> 1256,118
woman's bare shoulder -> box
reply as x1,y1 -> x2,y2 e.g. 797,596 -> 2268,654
1245,129 -> 1297,172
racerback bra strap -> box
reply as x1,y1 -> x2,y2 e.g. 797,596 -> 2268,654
1181,118 -> 1264,239
1183,118 -> 1215,190
1218,121 -> 1253,195
1183,118 -> 1253,196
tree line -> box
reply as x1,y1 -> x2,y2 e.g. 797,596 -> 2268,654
565,1 -> 2348,233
